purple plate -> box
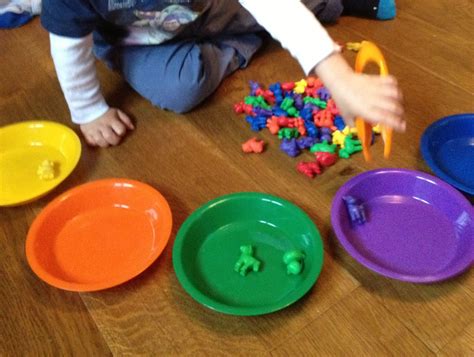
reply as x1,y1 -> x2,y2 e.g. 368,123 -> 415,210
331,169 -> 473,283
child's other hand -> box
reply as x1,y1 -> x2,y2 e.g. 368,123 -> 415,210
80,108 -> 134,147
315,52 -> 405,132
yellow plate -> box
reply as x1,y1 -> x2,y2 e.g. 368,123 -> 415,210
0,121 -> 81,206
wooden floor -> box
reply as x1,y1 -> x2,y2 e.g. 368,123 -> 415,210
1,0 -> 473,355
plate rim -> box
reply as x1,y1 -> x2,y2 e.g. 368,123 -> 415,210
172,192 -> 324,316
25,178 -> 173,292
420,113 -> 474,195
331,168 -> 474,283
0,120 -> 82,206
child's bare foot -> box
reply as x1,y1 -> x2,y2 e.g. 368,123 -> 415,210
80,108 -> 134,147
315,52 -> 405,132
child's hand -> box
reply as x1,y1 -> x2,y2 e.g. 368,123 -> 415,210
315,52 -> 405,131
80,108 -> 134,147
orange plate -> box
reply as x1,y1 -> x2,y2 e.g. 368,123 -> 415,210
26,179 -> 172,292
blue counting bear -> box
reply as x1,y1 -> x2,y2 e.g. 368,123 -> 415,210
280,139 -> 301,157
317,87 -> 331,101
334,115 -> 346,131
320,127 -> 332,143
299,106 -> 313,121
246,115 -> 267,131
272,106 -> 287,117
342,196 -> 366,225
296,136 -> 318,150
269,82 -> 284,105
305,121 -> 319,138
249,80 -> 260,96
293,94 -> 304,110
253,107 -> 273,117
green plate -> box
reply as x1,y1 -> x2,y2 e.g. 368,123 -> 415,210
172,192 -> 324,316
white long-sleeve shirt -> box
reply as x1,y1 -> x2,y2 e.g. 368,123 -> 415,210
49,0 -> 338,124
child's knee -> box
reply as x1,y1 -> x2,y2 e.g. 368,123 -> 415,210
125,42 -> 237,113
150,46 -> 217,113
155,78 -> 210,113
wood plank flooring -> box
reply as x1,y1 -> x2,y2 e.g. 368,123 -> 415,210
1,1 -> 473,355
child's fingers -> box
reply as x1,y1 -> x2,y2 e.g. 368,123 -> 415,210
380,75 -> 397,85
342,114 -> 355,127
380,84 -> 403,102
84,134 -> 98,147
367,80 -> 404,130
95,133 -> 110,147
92,133 -> 109,147
379,98 -> 404,117
111,119 -> 127,137
117,109 -> 135,130
393,87 -> 403,102
368,106 -> 406,132
100,126 -> 121,146
374,77 -> 402,100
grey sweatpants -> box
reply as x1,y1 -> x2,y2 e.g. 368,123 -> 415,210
94,0 -> 343,113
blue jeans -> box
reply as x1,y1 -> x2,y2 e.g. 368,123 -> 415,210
94,0 -> 343,113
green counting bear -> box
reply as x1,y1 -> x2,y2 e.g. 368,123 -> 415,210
280,97 -> 300,117
310,140 -> 337,154
278,128 -> 299,139
303,96 -> 327,109
339,135 -> 362,159
234,245 -> 261,276
283,250 -> 305,275
244,95 -> 271,110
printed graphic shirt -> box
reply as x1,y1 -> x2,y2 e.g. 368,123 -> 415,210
42,0 -> 207,45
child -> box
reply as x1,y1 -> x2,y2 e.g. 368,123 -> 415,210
41,0 -> 405,147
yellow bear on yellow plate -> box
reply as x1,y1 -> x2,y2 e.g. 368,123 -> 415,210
37,160 -> 56,180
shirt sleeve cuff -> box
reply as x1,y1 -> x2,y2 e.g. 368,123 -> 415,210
300,42 -> 341,75
71,100 -> 110,124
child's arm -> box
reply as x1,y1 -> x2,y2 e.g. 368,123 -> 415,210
50,33 -> 134,147
239,0 -> 405,131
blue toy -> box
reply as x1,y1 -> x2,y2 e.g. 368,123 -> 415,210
296,136 -> 317,150
280,139 -> 301,157
246,115 -> 267,131
342,196 -> 366,225
334,115 -> 346,131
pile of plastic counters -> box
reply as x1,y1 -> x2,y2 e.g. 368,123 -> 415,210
234,77 -> 379,178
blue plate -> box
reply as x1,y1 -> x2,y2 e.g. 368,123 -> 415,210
421,113 -> 474,195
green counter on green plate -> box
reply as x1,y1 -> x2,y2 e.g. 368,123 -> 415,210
173,192 -> 324,316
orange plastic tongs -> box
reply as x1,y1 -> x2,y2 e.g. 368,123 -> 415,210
354,41 -> 393,161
